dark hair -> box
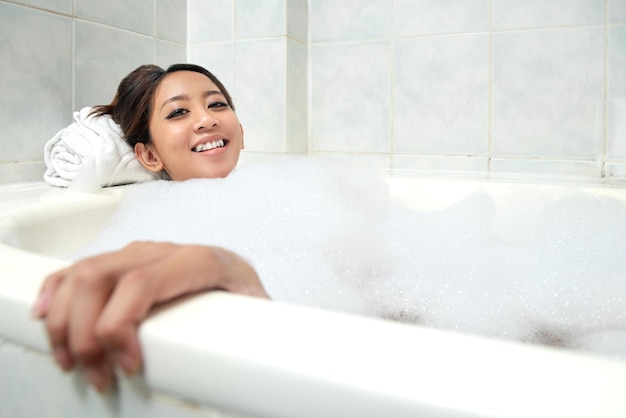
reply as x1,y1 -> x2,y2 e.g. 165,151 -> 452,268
91,63 -> 235,148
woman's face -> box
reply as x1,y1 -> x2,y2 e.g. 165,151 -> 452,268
137,70 -> 244,180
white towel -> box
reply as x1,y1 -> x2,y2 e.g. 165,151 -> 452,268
44,107 -> 160,188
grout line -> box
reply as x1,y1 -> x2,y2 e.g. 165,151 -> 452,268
601,0 -> 609,178
70,2 -> 75,116
2,0 -> 71,17
185,0 -> 189,55
232,0 -> 236,102
285,36 -> 290,153
306,0 -> 312,154
153,0 -> 156,63
389,0 -> 395,170
71,16 -> 159,39
309,23 -> 607,47
0,158 -> 47,164
185,1 -> 192,57
232,0 -> 237,40
284,0 -> 288,40
487,0 -> 494,173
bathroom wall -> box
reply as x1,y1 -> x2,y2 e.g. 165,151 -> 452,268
0,0 -> 186,184
186,0 -> 308,158
309,0 -> 626,181
1,1 -> 625,184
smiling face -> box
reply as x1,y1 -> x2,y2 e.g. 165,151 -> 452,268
135,70 -> 244,181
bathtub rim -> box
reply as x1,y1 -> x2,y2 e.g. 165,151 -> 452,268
1,175 -> 626,417
3,259 -> 626,418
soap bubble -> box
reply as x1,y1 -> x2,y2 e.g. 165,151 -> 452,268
75,157 -> 626,360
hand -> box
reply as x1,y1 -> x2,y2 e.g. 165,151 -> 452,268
31,241 -> 268,392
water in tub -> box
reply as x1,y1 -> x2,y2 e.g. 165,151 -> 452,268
70,157 -> 626,359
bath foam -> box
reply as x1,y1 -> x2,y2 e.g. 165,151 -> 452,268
74,157 -> 626,359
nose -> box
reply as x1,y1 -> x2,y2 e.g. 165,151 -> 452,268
194,109 -> 219,131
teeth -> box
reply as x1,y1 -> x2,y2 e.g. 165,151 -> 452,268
193,139 -> 225,152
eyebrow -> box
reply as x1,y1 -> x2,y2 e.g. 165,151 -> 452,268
160,90 -> 223,111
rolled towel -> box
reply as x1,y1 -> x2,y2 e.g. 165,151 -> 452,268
44,107 -> 161,188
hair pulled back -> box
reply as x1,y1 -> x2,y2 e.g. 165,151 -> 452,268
91,63 -> 235,148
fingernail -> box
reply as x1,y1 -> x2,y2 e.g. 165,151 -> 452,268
53,346 -> 74,371
114,352 -> 139,375
84,365 -> 111,393
31,293 -> 49,318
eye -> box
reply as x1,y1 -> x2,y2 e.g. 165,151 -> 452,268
165,108 -> 187,119
208,101 -> 229,109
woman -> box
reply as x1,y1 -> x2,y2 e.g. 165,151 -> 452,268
92,63 -> 244,181
32,64 -> 269,392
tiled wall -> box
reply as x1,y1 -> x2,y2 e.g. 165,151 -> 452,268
1,1 -> 625,184
0,0 -> 186,184
310,0 -> 626,181
187,0 -> 308,157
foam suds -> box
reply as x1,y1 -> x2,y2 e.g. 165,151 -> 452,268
74,157 -> 626,360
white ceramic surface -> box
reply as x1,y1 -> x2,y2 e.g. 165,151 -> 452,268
1,176 -> 626,418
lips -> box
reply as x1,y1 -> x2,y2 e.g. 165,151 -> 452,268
192,139 -> 227,152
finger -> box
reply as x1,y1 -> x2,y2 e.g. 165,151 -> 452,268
147,245 -> 265,300
91,241 -> 178,278
34,242 -> 150,321
60,243 -> 171,364
66,263 -> 116,366
46,258 -> 116,370
32,267 -> 70,318
40,242 -> 172,371
82,360 -> 115,393
44,270 -> 77,371
94,254 -> 185,375
93,246 -> 229,375
96,245 -> 266,375
196,246 -> 268,298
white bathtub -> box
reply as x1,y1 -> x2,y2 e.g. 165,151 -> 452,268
1,174 -> 626,418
